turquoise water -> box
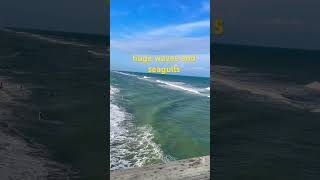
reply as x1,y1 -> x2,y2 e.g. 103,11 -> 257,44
110,71 -> 210,170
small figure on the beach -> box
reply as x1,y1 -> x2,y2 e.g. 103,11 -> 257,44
17,84 -> 23,89
0,82 -> 3,89
39,111 -> 44,121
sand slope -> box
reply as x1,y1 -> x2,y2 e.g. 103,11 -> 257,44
0,77 -> 69,180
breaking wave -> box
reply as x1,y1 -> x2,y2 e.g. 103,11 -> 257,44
88,50 -> 105,57
114,71 -> 138,77
5,28 -> 89,47
110,86 -> 169,170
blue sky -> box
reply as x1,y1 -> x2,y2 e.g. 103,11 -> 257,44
110,0 -> 210,77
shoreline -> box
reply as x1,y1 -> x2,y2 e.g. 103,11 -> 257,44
111,156 -> 210,180
213,65 -> 320,112
0,76 -> 70,180
1,28 -> 108,179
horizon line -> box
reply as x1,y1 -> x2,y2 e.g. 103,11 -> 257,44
3,26 -> 319,52
2,26 -> 108,37
111,70 -> 210,78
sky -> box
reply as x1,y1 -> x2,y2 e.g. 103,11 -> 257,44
214,0 -> 320,50
0,0 -> 108,34
110,0 -> 211,77
1,0 -> 319,50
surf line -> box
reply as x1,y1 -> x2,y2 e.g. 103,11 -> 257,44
156,80 -> 200,94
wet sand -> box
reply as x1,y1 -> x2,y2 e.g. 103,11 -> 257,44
0,77 -> 70,180
0,28 -> 107,179
214,65 -> 320,112
213,64 -> 320,180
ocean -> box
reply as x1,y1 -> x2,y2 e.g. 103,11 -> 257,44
0,28 -> 107,179
213,44 -> 320,179
110,71 -> 210,170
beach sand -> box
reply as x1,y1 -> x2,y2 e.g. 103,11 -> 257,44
0,77 -> 69,180
213,65 -> 320,112
0,28 -> 107,179
306,81 -> 320,91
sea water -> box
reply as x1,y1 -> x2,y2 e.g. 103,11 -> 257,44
110,71 -> 210,170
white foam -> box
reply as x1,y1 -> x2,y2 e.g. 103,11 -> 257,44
137,76 -> 152,81
7,29 -> 89,47
88,50 -> 105,57
306,81 -> 320,91
156,80 -> 201,94
134,76 -> 210,98
110,85 -> 169,170
205,87 -> 210,91
114,71 -> 138,77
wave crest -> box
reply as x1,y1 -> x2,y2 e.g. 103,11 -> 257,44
110,86 -> 169,170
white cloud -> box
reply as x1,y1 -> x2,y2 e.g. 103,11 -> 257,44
111,19 -> 210,54
111,37 -> 209,54
143,20 -> 210,37
114,19 -> 210,40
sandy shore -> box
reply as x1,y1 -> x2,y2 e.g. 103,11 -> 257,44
213,65 -> 320,112
111,156 -> 210,180
0,77 -> 69,180
306,81 -> 320,91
